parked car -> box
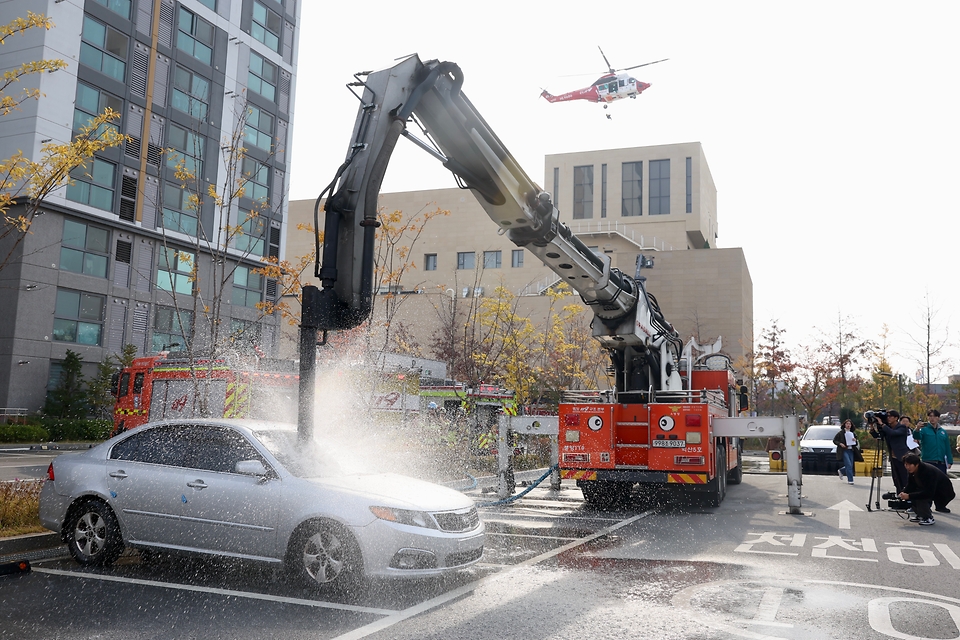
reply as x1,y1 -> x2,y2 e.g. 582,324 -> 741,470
40,419 -> 484,591
799,425 -> 842,475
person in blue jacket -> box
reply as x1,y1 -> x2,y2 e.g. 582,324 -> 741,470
914,409 -> 954,475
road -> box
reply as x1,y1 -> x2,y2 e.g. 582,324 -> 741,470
2,470 -> 958,639
0,446 -> 71,482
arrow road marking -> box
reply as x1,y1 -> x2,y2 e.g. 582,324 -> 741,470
828,500 -> 863,530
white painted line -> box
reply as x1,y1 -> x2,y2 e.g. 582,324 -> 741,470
481,511 -> 624,522
483,532 -> 579,541
331,509 -> 655,640
31,567 -> 397,615
827,500 -> 862,530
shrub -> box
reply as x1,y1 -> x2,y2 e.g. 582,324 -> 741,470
0,423 -> 49,443
40,419 -> 112,442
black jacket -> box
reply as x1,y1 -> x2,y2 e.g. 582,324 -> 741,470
904,461 -> 957,503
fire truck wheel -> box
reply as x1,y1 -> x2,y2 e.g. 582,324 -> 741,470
705,448 -> 727,507
287,520 -> 363,593
66,499 -> 124,566
727,449 -> 743,485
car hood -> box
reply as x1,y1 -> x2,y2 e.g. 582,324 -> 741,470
801,438 -> 836,450
305,472 -> 475,511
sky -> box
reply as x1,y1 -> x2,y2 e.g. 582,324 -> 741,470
287,1 -> 959,383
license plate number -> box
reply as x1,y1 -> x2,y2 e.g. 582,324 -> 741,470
652,440 -> 686,448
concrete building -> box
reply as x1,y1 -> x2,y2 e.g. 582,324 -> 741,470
286,142 -> 753,370
0,0 -> 300,413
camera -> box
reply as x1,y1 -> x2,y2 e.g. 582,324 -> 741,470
864,409 -> 888,426
887,499 -> 911,511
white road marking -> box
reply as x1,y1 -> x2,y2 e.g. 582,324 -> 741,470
330,509 -> 656,640
827,499 -> 863,530
31,567 -> 397,615
483,532 -> 580,541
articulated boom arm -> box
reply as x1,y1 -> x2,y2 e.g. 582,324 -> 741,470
313,54 -> 681,391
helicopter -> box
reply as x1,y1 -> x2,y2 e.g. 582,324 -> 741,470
540,47 -> 667,118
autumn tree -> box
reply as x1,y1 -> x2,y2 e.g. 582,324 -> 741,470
817,313 -> 874,414
1,12 -> 125,272
904,292 -> 951,391
755,321 -> 794,415
784,343 -> 833,425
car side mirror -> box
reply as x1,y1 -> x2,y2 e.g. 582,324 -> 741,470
235,459 -> 268,478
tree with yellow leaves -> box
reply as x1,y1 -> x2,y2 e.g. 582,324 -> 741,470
0,11 -> 124,272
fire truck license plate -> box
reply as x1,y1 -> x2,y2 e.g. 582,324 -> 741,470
652,440 -> 685,448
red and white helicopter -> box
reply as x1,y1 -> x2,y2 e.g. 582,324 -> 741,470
540,47 -> 667,118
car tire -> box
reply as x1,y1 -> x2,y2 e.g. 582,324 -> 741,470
288,520 -> 362,592
705,447 -> 727,508
66,500 -> 124,566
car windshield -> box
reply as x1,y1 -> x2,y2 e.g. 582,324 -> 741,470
253,429 -> 346,478
802,426 -> 837,441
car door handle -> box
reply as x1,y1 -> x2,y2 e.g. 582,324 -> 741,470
109,471 -> 128,479
187,480 -> 208,489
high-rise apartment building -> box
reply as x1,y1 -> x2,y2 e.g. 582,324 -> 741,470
286,143 -> 753,368
0,0 -> 299,413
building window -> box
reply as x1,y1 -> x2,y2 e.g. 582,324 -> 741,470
93,0 -> 131,19
172,66 -> 210,122
157,247 -> 195,295
621,161 -> 642,216
252,1 -> 282,52
167,124 -> 204,177
552,167 -> 559,206
241,157 -> 270,202
685,156 -> 692,213
229,318 -> 262,354
161,182 -> 198,236
483,250 -> 501,269
244,105 -> 274,151
73,82 -> 121,138
424,254 -> 437,271
248,51 -> 278,102
649,159 -> 670,215
457,251 -> 475,270
53,289 -> 104,345
511,249 -> 524,268
177,7 -> 214,65
232,265 -> 262,308
601,163 -> 607,218
197,0 -> 216,9
60,219 -> 109,278
235,211 -> 265,256
152,306 -> 192,352
66,158 -> 116,212
573,165 -> 593,220
80,16 -> 127,82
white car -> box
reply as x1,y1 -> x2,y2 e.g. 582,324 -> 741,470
39,419 -> 484,591
799,425 -> 839,454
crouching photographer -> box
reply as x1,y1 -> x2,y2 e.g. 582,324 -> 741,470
897,452 -> 956,526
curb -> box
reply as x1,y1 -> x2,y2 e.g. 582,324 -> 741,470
0,532 -> 62,561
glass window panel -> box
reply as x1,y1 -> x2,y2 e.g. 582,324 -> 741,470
79,294 -> 102,321
53,319 -> 77,342
55,290 -> 80,317
84,253 -> 108,277
62,220 -> 85,248
76,84 -> 100,113
104,29 -> 127,57
86,226 -> 109,253
79,43 -> 101,70
88,184 -> 113,211
91,159 -> 114,187
60,248 -> 84,274
77,322 -> 101,345
83,17 -> 106,46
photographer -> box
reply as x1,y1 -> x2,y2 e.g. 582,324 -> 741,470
870,409 -> 910,496
898,452 -> 956,525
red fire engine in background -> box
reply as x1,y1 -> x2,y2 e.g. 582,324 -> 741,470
111,356 -> 298,434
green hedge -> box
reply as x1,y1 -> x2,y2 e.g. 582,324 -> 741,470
0,423 -> 50,443
40,419 -> 112,442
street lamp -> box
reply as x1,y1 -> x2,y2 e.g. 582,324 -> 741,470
877,370 -> 904,413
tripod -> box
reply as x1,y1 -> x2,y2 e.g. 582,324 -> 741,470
866,431 -> 887,512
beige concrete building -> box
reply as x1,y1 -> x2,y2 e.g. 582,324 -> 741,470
286,142 -> 752,368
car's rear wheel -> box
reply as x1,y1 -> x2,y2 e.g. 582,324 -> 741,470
288,520 -> 362,592
66,500 -> 123,566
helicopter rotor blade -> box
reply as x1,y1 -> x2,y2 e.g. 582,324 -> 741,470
620,58 -> 669,72
598,46 -> 615,74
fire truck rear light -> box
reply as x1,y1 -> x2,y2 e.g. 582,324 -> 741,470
675,456 -> 705,465
563,453 -> 590,463
564,430 -> 580,442
685,414 -> 702,427
686,431 -> 702,444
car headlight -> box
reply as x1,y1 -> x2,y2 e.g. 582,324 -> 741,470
799,446 -> 812,453
369,506 -> 437,529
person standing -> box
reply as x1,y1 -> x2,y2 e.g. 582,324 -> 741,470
899,452 -> 957,524
834,419 -> 858,484
871,410 -> 910,497
914,409 -> 954,475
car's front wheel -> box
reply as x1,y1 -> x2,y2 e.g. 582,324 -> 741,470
288,520 -> 362,592
66,500 -> 124,566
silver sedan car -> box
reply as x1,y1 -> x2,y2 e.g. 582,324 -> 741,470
39,419 -> 484,591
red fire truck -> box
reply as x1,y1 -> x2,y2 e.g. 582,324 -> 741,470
305,55 -> 804,510
111,356 -> 299,433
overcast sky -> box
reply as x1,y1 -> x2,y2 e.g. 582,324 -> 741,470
287,1 -> 959,383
